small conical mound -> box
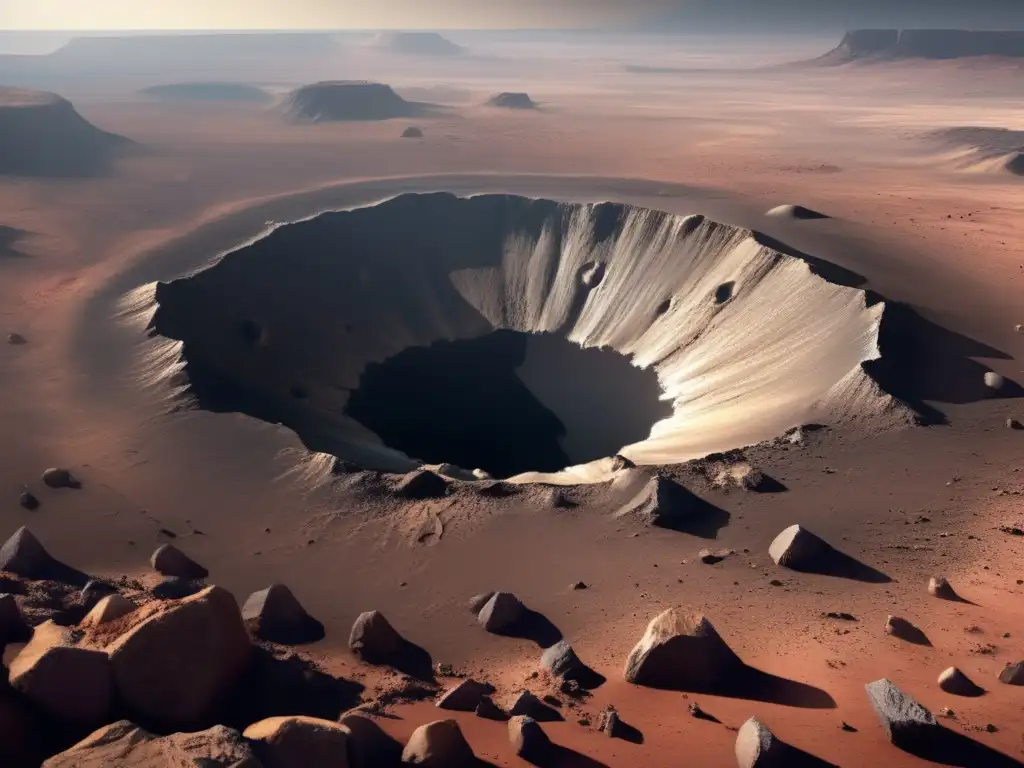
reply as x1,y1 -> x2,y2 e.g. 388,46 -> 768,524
508,715 -> 550,760
614,475 -> 695,527
765,204 -> 830,220
150,544 -> 208,579
0,527 -> 56,579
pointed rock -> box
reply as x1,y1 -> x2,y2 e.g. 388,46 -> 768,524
242,584 -> 324,644
0,527 -> 57,579
508,690 -> 559,721
41,468 -> 80,489
998,661 -> 1024,685
0,593 -> 28,643
9,620 -> 113,726
42,721 -> 258,768
938,667 -> 984,697
624,608 -> 742,689
80,594 -> 136,629
244,715 -> 350,767
467,592 -> 494,615
396,470 -> 448,500
150,544 -> 208,579
615,475 -> 695,527
865,678 -> 938,750
105,585 -> 251,729
540,640 -> 587,681
735,717 -> 787,768
477,592 -> 525,633
401,719 -> 474,767
509,715 -> 550,760
436,679 -> 493,711
927,576 -> 957,600
348,610 -> 403,664
599,708 -> 625,738
768,525 -> 830,570
475,695 -> 507,721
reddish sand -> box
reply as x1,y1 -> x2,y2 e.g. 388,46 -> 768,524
0,38 -> 1023,766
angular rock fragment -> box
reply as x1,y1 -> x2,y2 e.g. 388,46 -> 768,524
104,585 -> 251,729
509,715 -> 550,760
401,719 -> 475,766
509,690 -> 560,721
865,678 -> 938,750
0,527 -> 58,579
242,584 -> 324,644
998,661 -> 1024,685
436,678 -> 493,711
735,717 -> 787,768
624,608 -> 742,689
927,576 -> 957,600
475,695 -> 507,721
540,640 -> 588,681
396,470 -> 448,499
768,525 -> 830,570
614,475 -> 695,527
42,720 -> 260,767
150,544 -> 208,579
244,715 -> 350,768
598,707 -> 625,738
477,591 -> 525,633
9,620 -> 113,725
80,594 -> 135,629
937,667 -> 984,697
348,610 -> 403,664
41,468 -> 80,489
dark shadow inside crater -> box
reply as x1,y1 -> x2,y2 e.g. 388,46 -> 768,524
346,330 -> 671,478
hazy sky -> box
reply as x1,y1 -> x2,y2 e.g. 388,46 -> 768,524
3,0 -> 1024,30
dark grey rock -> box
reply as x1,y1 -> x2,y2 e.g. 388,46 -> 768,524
475,695 -> 507,721
437,679 -> 493,712
151,577 -> 205,600
508,715 -> 550,760
768,525 -> 830,569
18,491 -> 39,511
80,580 -> 116,608
998,661 -> 1024,685
540,640 -> 587,681
150,544 -> 208,579
241,584 -> 323,644
0,527 -> 57,579
348,610 -> 403,664
41,468 -> 80,489
477,592 -> 525,633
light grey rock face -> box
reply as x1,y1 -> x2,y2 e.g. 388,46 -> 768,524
937,667 -> 983,697
624,608 -> 742,689
598,708 -> 624,738
735,717 -> 787,768
401,719 -> 475,767
348,610 -> 403,664
768,525 -> 829,569
508,715 -> 550,759
436,679 -> 493,711
150,544 -> 209,579
0,527 -> 56,579
998,662 -> 1024,685
865,678 -> 938,749
540,640 -> 585,680
477,592 -> 525,633
983,371 -> 1005,392
614,475 -> 694,527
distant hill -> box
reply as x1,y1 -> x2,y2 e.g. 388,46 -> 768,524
819,29 -> 1024,63
371,32 -> 464,56
140,83 -> 271,103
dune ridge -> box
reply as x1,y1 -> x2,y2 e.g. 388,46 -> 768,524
120,193 -> 916,485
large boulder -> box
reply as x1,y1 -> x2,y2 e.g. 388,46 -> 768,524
624,608 -> 742,689
768,525 -> 830,569
735,717 -> 786,767
614,475 -> 695,527
477,592 -> 525,633
79,594 -> 135,629
0,527 -> 58,578
244,715 -> 350,768
103,585 -> 252,729
348,610 -> 403,664
242,584 -> 324,644
540,640 -> 587,681
42,720 -> 262,767
8,620 -> 113,726
436,678 -> 493,711
864,678 -> 938,750
150,544 -> 209,579
401,719 -> 474,766
508,715 -> 550,761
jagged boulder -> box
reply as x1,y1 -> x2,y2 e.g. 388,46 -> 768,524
509,715 -> 550,760
624,608 -> 742,689
79,594 -> 135,629
540,640 -> 587,681
865,678 -> 938,750
242,584 -> 324,644
401,719 -> 474,766
244,715 -> 350,768
735,717 -> 786,767
9,620 -> 113,725
768,525 -> 830,569
436,679 -> 493,711
614,475 -> 695,527
348,610 -> 403,664
104,585 -> 252,729
41,468 -> 80,489
937,667 -> 983,697
396,469 -> 448,499
477,591 -> 525,633
998,661 -> 1024,685
42,720 -> 261,767
0,527 -> 58,578
150,544 -> 208,579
